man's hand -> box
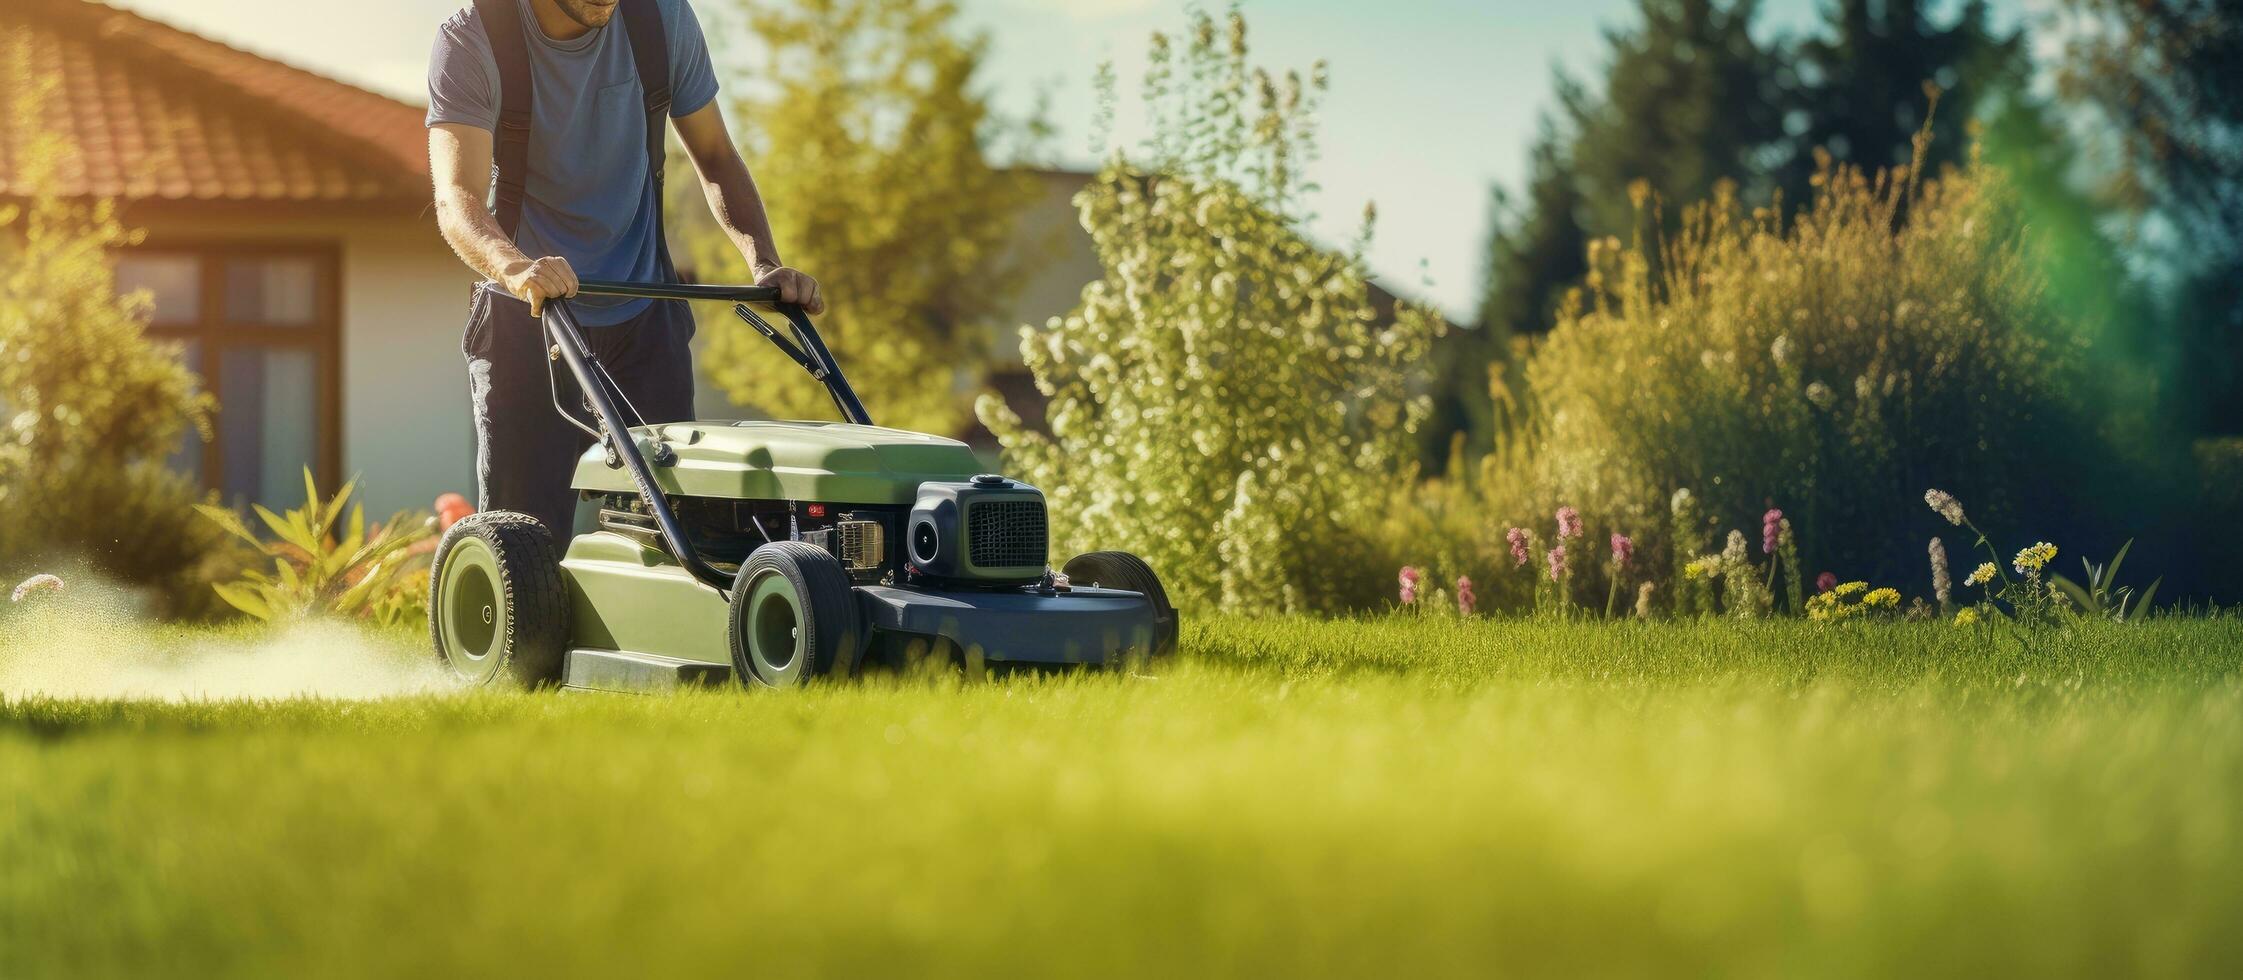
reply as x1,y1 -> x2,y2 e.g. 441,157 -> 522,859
756,266 -> 825,316
502,256 -> 579,316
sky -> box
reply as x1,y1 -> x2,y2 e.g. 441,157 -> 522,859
106,0 -> 2033,320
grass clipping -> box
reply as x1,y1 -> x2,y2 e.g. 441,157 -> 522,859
0,573 -> 443,701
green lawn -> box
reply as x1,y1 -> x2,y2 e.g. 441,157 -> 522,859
3,611 -> 2241,977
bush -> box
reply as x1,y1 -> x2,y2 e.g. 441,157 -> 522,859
1501,142 -> 2137,596
195,470 -> 437,627
977,11 -> 1443,613
0,50 -> 234,618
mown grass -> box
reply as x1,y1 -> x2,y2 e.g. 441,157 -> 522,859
3,615 -> 2241,978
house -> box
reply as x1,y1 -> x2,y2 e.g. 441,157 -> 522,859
1,0 -> 1447,518
2,0 -> 471,517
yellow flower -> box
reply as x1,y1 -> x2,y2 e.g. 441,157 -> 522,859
1864,587 -> 1900,609
1834,581 -> 1868,599
1965,562 -> 1996,587
1684,557 -> 1720,581
1954,607 -> 1980,627
2013,542 -> 2057,574
1806,593 -> 1838,621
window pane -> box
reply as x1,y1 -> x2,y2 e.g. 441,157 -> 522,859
224,257 -> 319,326
166,340 -> 205,483
114,254 -> 203,325
218,347 -> 319,509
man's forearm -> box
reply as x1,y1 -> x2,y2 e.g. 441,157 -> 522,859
694,154 -> 784,274
436,195 -> 536,283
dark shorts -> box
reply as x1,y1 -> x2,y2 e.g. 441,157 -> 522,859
462,286 -> 696,542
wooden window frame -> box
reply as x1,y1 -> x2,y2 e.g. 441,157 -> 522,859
126,241 -> 344,499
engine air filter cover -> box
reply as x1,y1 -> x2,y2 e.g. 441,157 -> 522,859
908,478 -> 1046,583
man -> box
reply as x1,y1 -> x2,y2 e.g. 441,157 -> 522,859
426,0 -> 820,540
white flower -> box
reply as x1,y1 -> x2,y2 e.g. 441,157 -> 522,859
1924,489 -> 1966,527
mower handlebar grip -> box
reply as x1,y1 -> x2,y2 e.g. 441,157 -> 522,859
573,279 -> 788,305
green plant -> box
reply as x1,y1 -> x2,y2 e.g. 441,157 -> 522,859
977,10 -> 1442,613
1501,133 -> 2120,589
0,37 -> 234,617
194,470 -> 434,623
685,0 -> 1045,435
2051,540 -> 2162,623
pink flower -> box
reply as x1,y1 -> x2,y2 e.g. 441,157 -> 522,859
1816,571 -> 1838,593
1556,506 -> 1583,540
1547,545 -> 1568,583
1762,509 -> 1783,554
1399,566 -> 1420,605
1456,576 -> 1476,616
1506,527 -> 1531,567
1610,532 -> 1635,569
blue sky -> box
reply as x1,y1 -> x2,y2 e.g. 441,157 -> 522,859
109,0 -> 2034,319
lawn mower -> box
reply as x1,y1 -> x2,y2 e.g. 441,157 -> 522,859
428,280 -> 1176,691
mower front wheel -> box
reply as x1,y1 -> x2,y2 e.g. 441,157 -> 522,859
729,542 -> 863,689
1062,551 -> 1178,657
429,512 -> 569,688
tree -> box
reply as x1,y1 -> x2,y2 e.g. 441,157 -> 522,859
1457,0 -> 1778,464
0,42 -> 233,615
1436,115 -> 1589,466
684,0 -> 1043,435
976,11 -> 1443,613
1564,0 -> 1786,242
1777,0 -> 2023,205
2057,0 -> 2243,433
1478,116 -> 1590,342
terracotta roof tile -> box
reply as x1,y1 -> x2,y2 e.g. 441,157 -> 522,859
0,0 -> 427,204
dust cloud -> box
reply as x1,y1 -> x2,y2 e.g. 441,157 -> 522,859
0,575 -> 451,702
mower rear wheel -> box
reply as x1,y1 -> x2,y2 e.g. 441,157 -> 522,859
1062,551 -> 1179,657
429,512 -> 568,688
729,542 -> 862,689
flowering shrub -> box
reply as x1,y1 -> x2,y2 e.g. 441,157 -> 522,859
1500,140 -> 2127,589
979,11 -> 1441,613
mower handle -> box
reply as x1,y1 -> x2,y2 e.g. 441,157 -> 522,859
566,278 -> 871,427
575,279 -> 783,305
537,279 -> 873,592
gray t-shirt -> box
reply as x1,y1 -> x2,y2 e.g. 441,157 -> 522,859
426,0 -> 719,326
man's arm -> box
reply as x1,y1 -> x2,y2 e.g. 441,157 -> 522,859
429,122 -> 578,315
673,103 -> 824,315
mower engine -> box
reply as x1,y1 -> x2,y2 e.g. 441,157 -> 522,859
906,475 -> 1049,586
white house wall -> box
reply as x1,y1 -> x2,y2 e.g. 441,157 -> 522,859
338,220 -> 480,517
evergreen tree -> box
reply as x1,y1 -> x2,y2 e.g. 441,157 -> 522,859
1563,0 -> 1786,239
1778,0 -> 2023,202
1478,115 -> 1590,341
